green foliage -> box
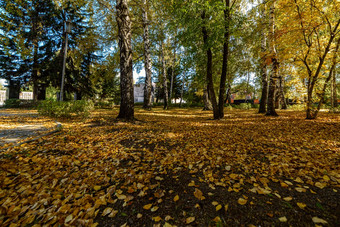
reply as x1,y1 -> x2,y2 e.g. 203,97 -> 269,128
4,99 -> 21,108
38,100 -> 94,118
94,100 -> 115,109
4,99 -> 37,109
288,104 -> 306,111
231,103 -> 252,110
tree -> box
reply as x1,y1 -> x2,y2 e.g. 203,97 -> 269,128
142,0 -> 153,110
116,0 -> 134,120
265,0 -> 279,116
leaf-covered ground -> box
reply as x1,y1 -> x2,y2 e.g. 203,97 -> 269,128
0,107 -> 339,226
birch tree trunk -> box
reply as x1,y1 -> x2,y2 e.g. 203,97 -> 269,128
331,38 -> 339,108
202,10 -> 218,119
161,42 -> 168,109
279,75 -> 287,109
203,87 -> 213,110
259,5 -> 268,113
116,0 -> 134,120
169,45 -> 176,106
217,0 -> 230,119
142,0 -> 152,110
266,1 -> 279,116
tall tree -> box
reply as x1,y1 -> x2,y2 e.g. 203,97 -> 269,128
116,0 -> 134,120
258,3 -> 268,113
161,41 -> 168,109
217,0 -> 230,119
142,0 -> 153,110
266,0 -> 279,116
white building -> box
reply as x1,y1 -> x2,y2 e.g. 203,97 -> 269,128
134,83 -> 155,103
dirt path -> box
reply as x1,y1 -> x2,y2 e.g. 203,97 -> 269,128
0,109 -> 53,148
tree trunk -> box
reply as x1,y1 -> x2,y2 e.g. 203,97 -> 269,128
266,1 -> 279,116
279,75 -> 287,109
161,42 -> 168,109
331,39 -> 339,108
180,72 -> 185,107
116,0 -> 134,121
142,0 -> 152,110
203,87 -> 213,110
32,14 -> 39,102
217,0 -> 230,119
331,69 -> 338,108
259,5 -> 268,113
201,11 -> 218,118
169,43 -> 176,106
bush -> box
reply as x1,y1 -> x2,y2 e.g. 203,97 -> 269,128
4,99 -> 38,109
288,104 -> 306,111
231,103 -> 251,110
95,100 -> 115,109
4,99 -> 21,108
38,100 -> 93,118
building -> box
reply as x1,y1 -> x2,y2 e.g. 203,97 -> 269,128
134,83 -> 155,103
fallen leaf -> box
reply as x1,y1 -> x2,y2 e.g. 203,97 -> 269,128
297,202 -> 306,209
102,207 -> 112,216
238,197 -> 247,205
65,214 -> 73,223
108,210 -> 118,218
312,217 -> 328,224
315,182 -> 326,189
137,213 -> 142,218
194,188 -> 205,200
279,216 -> 287,222
283,197 -> 293,201
186,217 -> 195,224
143,204 -> 152,210
216,204 -> 222,211
93,186 -> 101,191
152,216 -> 162,222
151,206 -> 159,212
173,195 -> 179,202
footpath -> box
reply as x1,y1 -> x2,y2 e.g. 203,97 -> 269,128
0,109 -> 60,150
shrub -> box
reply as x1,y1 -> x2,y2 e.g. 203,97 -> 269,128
95,101 -> 115,109
287,104 -> 306,111
4,99 -> 21,108
38,100 -> 93,118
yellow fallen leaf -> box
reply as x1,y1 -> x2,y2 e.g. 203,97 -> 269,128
116,194 -> 126,200
213,216 -> 221,222
165,215 -> 172,221
152,216 -> 162,222
283,197 -> 292,201
151,206 -> 159,212
143,204 -> 152,210
65,214 -> 73,223
323,175 -> 330,182
186,217 -> 195,224
315,182 -> 326,189
137,213 -> 142,218
173,195 -> 179,202
238,197 -> 247,205
216,204 -> 222,211
212,201 -> 219,206
194,188 -> 205,200
297,202 -> 306,209
164,223 -> 173,227
93,186 -> 101,191
312,217 -> 328,224
108,210 -> 118,218
295,187 -> 306,193
102,207 -> 112,216
279,216 -> 287,222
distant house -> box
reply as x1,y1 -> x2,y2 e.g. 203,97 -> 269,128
0,90 -> 33,106
134,83 -> 155,103
0,90 -> 7,106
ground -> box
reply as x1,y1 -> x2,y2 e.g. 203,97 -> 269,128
0,107 -> 339,226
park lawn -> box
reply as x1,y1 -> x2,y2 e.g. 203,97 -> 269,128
0,107 -> 339,226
